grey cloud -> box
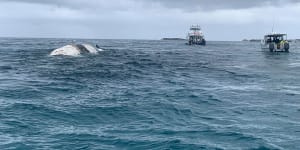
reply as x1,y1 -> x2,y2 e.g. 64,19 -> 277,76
0,0 -> 109,10
146,0 -> 300,11
1,0 -> 300,40
1,0 -> 300,11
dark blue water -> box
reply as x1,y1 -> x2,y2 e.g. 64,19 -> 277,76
0,38 -> 300,150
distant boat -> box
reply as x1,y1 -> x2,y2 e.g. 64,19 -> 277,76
261,33 -> 290,52
186,25 -> 206,46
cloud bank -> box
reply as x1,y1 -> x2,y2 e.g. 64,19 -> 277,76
3,0 -> 300,10
0,0 -> 300,40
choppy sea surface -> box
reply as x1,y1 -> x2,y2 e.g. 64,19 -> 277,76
0,38 -> 300,150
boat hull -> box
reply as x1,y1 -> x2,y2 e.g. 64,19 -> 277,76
187,39 -> 206,46
261,42 -> 289,52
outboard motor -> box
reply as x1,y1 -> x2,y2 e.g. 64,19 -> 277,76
284,42 -> 290,52
269,43 -> 275,52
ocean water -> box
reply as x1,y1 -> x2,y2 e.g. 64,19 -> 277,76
0,38 -> 300,150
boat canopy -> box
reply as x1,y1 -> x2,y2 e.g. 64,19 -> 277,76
264,34 -> 287,37
263,33 -> 288,44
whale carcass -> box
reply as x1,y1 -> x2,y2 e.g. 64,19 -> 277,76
50,44 -> 103,56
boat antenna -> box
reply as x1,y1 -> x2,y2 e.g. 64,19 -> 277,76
271,18 -> 276,33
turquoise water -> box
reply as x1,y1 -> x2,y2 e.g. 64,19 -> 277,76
0,38 -> 300,149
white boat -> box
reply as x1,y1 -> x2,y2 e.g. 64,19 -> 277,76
187,25 -> 206,45
261,33 -> 290,52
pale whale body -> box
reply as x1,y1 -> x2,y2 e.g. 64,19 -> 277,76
50,44 -> 103,56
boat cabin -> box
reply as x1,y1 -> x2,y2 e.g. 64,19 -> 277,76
264,34 -> 287,44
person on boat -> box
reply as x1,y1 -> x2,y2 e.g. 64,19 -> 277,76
280,40 -> 287,46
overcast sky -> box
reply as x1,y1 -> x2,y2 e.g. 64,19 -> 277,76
0,0 -> 300,40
